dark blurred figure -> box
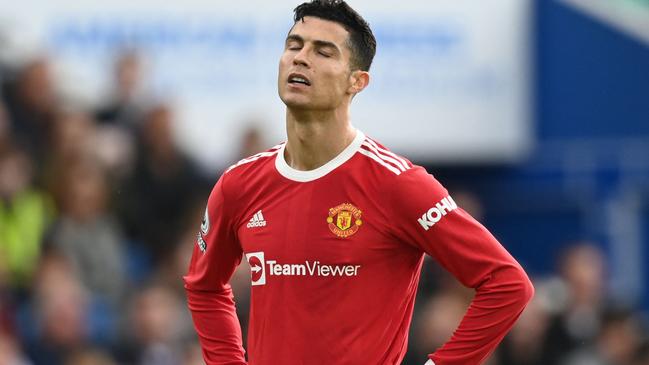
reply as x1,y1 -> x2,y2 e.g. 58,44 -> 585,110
93,51 -> 143,181
25,252 -> 91,365
117,103 -> 206,266
402,287 -> 469,365
49,111 -> 95,162
41,110 -> 97,193
0,146 -> 53,289
0,100 -> 11,150
158,202 -> 206,294
45,109 -> 135,191
150,203 -> 206,351
95,50 -> 146,129
561,308 -> 645,365
544,242 -> 609,364
500,284 -> 551,365
64,348 -> 117,365
2,57 -> 58,172
116,284 -> 186,365
0,330 -> 31,365
236,124 -> 267,160
47,158 -> 126,307
634,341 -> 649,365
181,342 -> 204,365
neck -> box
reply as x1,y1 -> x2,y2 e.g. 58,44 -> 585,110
284,107 -> 356,171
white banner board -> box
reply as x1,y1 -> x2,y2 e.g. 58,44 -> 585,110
0,0 -> 532,168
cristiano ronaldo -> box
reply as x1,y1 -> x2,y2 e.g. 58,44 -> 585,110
184,1 -> 534,364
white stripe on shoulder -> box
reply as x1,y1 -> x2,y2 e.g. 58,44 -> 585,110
358,148 -> 401,175
364,138 -> 410,170
361,141 -> 406,172
226,147 -> 282,173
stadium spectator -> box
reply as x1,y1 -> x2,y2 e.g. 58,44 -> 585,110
544,243 -> 609,363
2,57 -> 58,173
25,252 -> 91,365
0,330 -> 31,365
47,158 -> 127,307
117,103 -> 206,265
0,100 -> 10,150
236,124 -> 268,161
181,342 -> 205,365
0,146 -> 53,289
95,50 -> 147,129
499,287 -> 551,365
64,349 -> 118,365
560,308 -> 644,365
634,341 -> 649,365
117,284 -> 186,365
41,110 -> 97,193
406,290 -> 470,364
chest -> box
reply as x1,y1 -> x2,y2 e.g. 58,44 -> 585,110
236,182 -> 394,271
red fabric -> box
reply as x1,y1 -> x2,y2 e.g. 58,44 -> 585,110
184,136 -> 533,365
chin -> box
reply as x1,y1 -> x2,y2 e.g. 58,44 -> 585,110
280,94 -> 311,109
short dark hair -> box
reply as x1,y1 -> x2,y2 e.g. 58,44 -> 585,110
293,0 -> 376,71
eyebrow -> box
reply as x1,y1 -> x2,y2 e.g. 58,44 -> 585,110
285,34 -> 341,53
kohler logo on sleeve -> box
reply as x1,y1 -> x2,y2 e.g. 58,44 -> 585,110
417,196 -> 457,231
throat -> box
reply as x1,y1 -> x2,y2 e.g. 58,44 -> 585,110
284,124 -> 357,171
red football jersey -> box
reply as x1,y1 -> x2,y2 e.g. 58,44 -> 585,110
184,130 -> 533,365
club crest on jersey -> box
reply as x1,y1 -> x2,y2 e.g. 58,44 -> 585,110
326,203 -> 362,238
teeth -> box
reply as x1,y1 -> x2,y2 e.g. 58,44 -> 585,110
290,76 -> 309,85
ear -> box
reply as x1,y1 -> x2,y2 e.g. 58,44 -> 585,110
347,70 -> 370,95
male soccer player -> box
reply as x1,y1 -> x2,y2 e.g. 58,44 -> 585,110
184,1 -> 534,364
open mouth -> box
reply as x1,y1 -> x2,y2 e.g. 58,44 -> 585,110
288,73 -> 311,86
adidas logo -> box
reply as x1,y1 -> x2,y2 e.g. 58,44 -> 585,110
247,210 -> 267,228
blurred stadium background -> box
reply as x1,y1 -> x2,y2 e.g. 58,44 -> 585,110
0,0 -> 648,364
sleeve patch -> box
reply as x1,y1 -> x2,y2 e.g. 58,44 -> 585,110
417,195 -> 457,231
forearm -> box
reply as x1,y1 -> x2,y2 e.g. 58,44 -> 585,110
186,285 -> 247,365
429,264 -> 534,365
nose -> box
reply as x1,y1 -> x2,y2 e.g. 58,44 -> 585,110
292,47 -> 310,68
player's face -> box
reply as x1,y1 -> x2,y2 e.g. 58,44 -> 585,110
278,16 -> 357,110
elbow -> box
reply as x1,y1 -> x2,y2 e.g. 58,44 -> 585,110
514,266 -> 535,308
478,263 -> 535,310
487,264 -> 534,309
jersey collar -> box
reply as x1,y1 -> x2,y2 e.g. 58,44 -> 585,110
275,129 -> 365,182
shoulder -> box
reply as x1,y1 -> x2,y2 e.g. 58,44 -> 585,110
355,135 -> 447,197
355,134 -> 415,178
224,143 -> 284,176
209,143 -> 284,204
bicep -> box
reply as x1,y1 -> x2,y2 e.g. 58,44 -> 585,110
184,175 -> 243,292
389,168 -> 520,288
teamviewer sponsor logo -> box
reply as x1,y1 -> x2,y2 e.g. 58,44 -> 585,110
418,195 -> 458,231
245,251 -> 360,286
246,252 -> 266,286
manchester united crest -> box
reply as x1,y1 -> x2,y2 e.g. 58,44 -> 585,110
326,203 -> 363,238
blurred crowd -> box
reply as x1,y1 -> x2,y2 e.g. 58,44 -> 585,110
0,50 -> 217,365
0,51 -> 648,365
